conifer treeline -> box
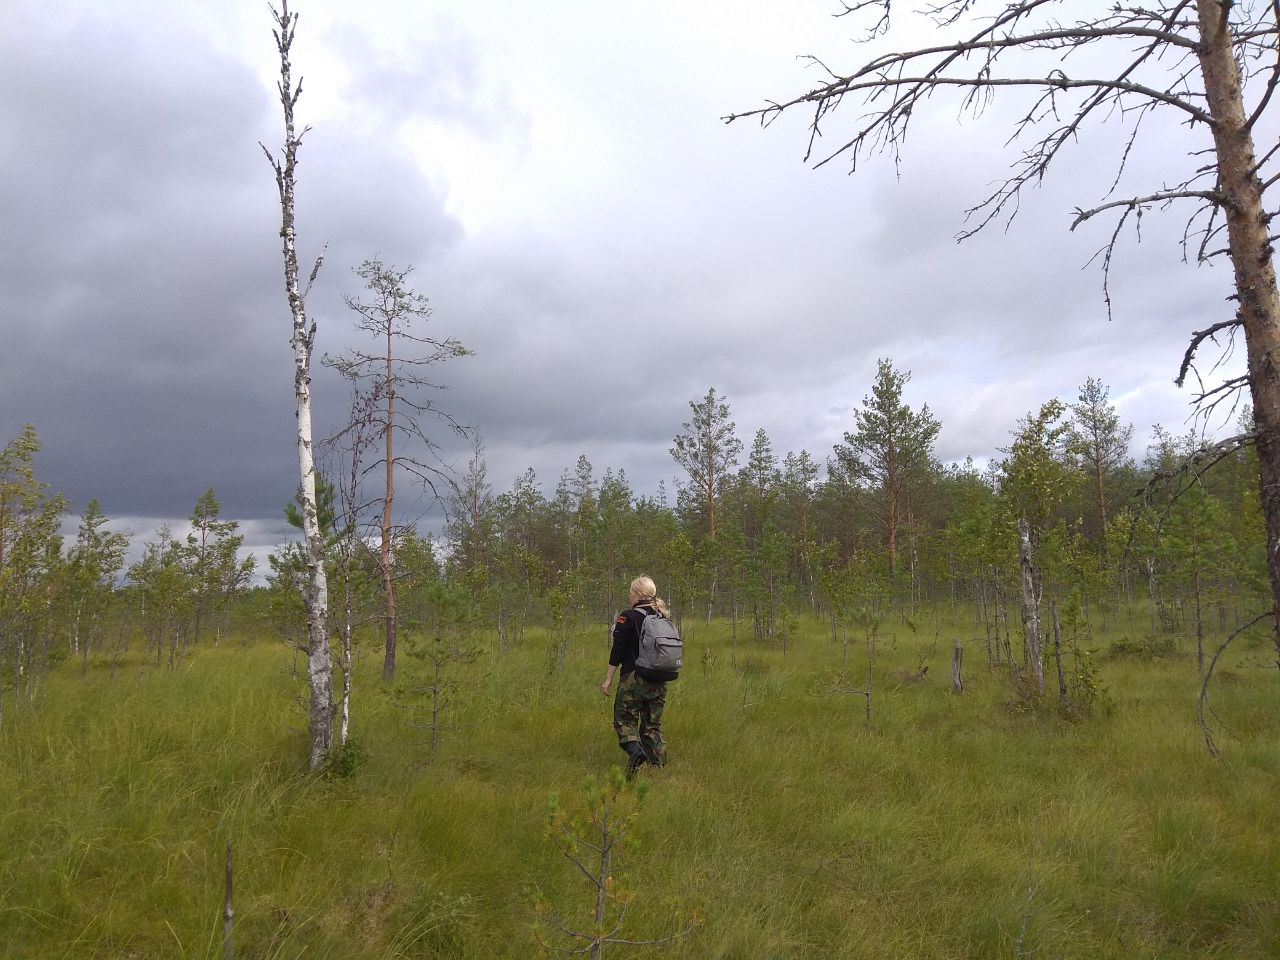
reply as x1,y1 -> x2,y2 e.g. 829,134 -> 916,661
0,425 -> 254,706
0,359 -> 1266,713
440,361 -> 1267,658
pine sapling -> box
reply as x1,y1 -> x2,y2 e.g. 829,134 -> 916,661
531,768 -> 699,959
397,583 -> 482,762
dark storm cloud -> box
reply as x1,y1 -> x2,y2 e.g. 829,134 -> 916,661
0,3 -> 464,525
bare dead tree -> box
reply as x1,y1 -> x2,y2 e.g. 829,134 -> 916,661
320,382 -> 383,749
261,0 -> 332,770
325,258 -> 470,682
1051,600 -> 1069,706
728,0 -> 1280,663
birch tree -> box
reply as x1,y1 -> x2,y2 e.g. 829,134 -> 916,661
1001,400 -> 1073,693
730,0 -> 1280,661
64,500 -> 128,665
127,526 -> 194,669
262,0 -> 331,770
0,425 -> 65,717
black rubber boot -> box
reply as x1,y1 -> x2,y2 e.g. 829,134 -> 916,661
623,741 -> 647,780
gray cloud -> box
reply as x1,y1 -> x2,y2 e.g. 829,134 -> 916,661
1,1 -> 467,526
1,0 -> 1253,557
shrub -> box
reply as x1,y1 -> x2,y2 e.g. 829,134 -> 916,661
1107,634 -> 1178,660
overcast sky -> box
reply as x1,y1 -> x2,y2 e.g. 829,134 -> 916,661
0,0 -> 1250,563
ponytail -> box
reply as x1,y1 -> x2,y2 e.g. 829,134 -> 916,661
629,575 -> 671,618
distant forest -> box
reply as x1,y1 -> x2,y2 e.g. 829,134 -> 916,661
0,357 -> 1265,710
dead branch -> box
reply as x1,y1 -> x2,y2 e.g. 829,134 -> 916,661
1072,189 -> 1225,228
1197,610 -> 1271,758
1143,432 -> 1257,514
1177,318 -> 1244,387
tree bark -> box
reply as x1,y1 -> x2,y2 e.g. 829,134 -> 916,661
266,0 -> 331,770
886,445 -> 898,577
1017,517 -> 1044,695
1052,600 -> 1068,705
1195,0 -> 1280,661
382,324 -> 398,682
1147,555 -> 1167,631
1092,447 -> 1107,543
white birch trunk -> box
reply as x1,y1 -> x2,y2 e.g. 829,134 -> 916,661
266,0 -> 331,771
339,613 -> 352,748
1017,517 -> 1044,695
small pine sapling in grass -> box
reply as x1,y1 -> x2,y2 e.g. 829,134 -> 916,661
776,606 -> 797,658
530,768 -> 700,959
544,585 -> 571,676
824,605 -> 884,730
820,555 -> 889,725
1060,589 -> 1112,717
396,583 -> 483,762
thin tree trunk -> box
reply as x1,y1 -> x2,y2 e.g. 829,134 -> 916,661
266,0 -> 332,770
1017,518 -> 1044,695
863,629 -> 876,729
980,580 -> 993,666
381,324 -> 398,682
730,594 -> 738,668
1093,449 -> 1107,547
588,835 -> 611,960
1146,556 -> 1161,631
993,582 -> 1004,664
71,598 -> 83,655
1052,600 -> 1068,705
1194,566 -> 1205,677
430,644 -> 443,761
340,604 -> 353,749
886,447 -> 898,578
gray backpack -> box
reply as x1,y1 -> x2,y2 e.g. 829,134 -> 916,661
634,610 -> 682,678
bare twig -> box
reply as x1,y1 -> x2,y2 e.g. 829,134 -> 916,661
1197,610 -> 1272,759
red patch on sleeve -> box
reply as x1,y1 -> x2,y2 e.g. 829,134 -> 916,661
616,616 -> 627,624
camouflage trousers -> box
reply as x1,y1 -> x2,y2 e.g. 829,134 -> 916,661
613,673 -> 668,766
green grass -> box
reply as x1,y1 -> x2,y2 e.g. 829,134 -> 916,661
0,610 -> 1277,958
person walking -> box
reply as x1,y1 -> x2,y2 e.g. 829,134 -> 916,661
600,576 -> 679,777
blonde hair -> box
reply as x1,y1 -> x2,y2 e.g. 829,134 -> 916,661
629,575 -> 670,618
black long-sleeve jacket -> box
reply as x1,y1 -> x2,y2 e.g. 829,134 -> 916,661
608,603 -> 678,682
